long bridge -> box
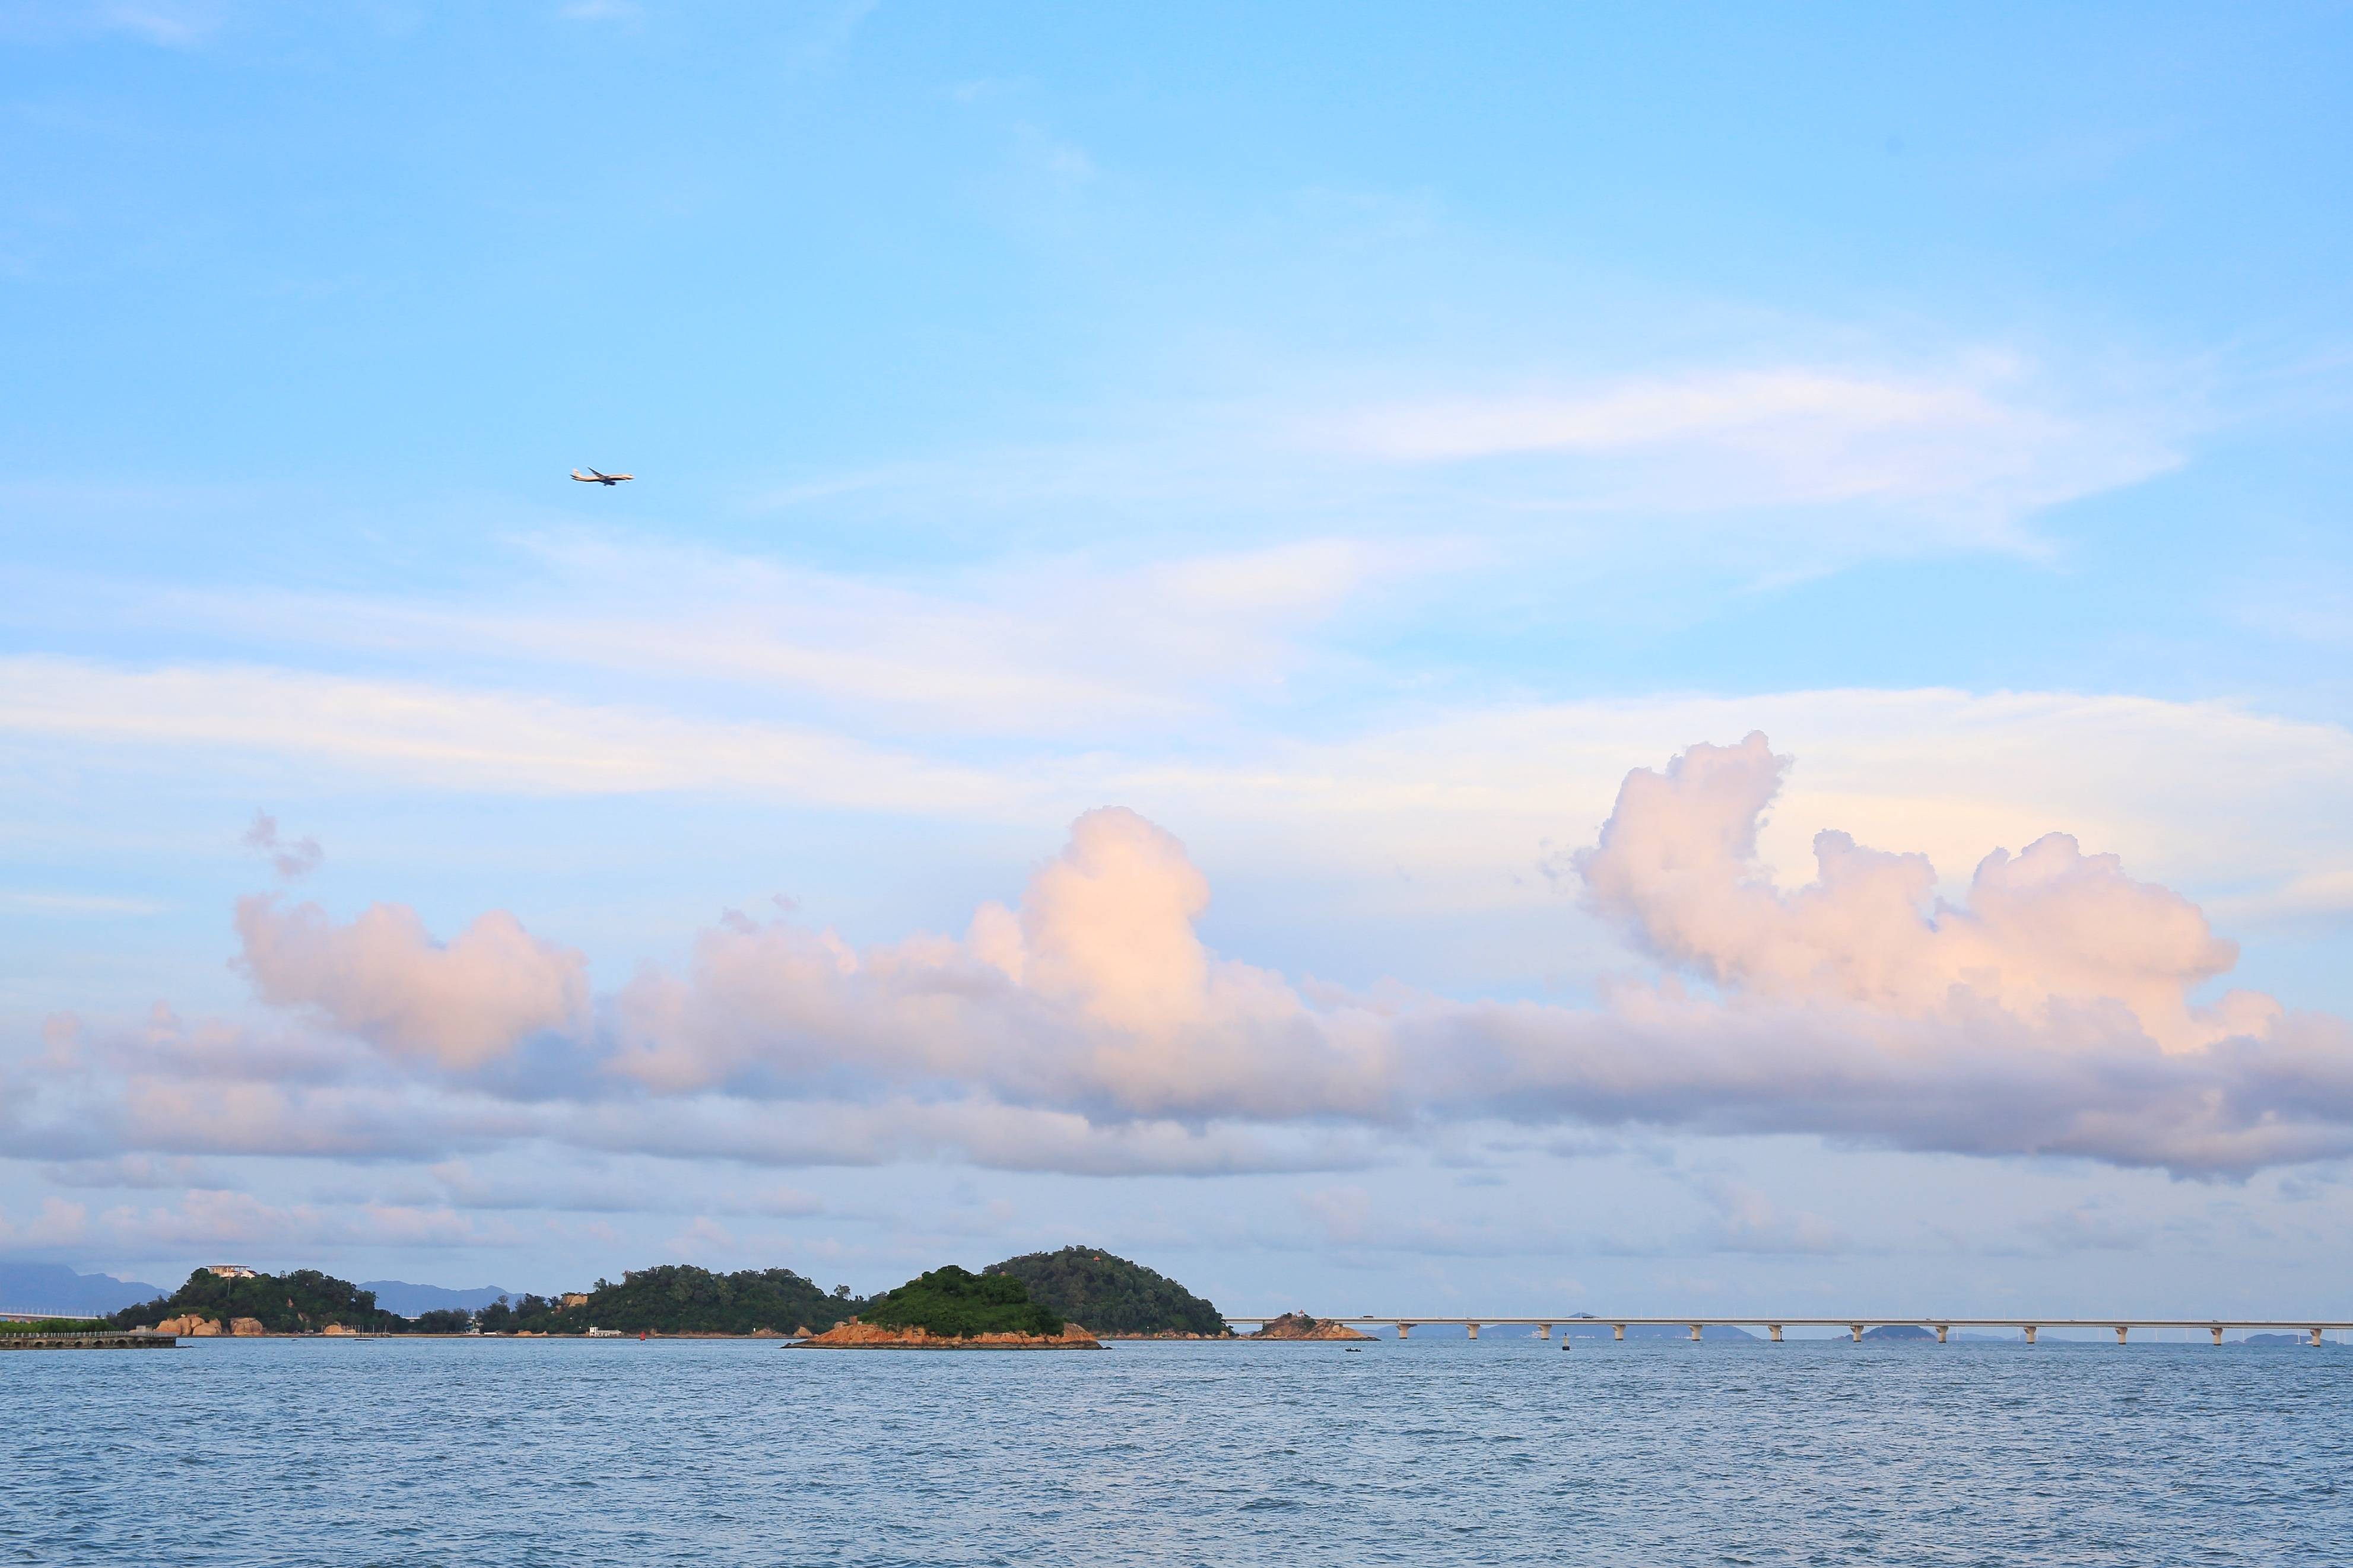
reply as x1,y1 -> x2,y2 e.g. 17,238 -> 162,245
1221,1316 -> 2352,1346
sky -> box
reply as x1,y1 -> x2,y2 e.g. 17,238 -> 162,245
2,0 -> 2351,1319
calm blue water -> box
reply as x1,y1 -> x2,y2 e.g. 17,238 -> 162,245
4,1337 -> 2347,1566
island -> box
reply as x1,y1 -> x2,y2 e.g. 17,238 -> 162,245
480,1264 -> 859,1337
796,1265 -> 1102,1349
1250,1312 -> 1374,1341
112,1267 -> 403,1335
984,1245 -> 1232,1338
91,1250 -> 1235,1341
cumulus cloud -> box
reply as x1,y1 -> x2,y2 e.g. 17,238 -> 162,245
11,739 -> 2353,1182
1573,733 -> 2277,1051
573,757 -> 2353,1173
608,806 -> 1389,1123
234,895 -> 589,1069
588,745 -> 2346,1176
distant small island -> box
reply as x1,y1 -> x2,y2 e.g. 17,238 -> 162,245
1251,1312 -> 1373,1341
799,1265 -> 1101,1349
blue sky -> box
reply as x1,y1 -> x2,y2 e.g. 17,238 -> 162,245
2,1 -> 2351,1316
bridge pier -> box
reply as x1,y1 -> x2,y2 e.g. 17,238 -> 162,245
2114,1325 -> 2128,1346
2024,1325 -> 2037,1344
1536,1323 -> 1550,1340
1850,1324 -> 1864,1343
1612,1324 -> 1625,1342
2313,1328 -> 2325,1348
1768,1324 -> 1782,1343
1396,1322 -> 1412,1340
2212,1326 -> 2224,1346
1466,1322 -> 1479,1340
1935,1325 -> 1949,1344
1688,1324 -> 1702,1342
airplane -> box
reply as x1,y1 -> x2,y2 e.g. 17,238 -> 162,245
570,467 -> 634,486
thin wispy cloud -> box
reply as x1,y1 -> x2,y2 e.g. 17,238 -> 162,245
1309,360 -> 2179,547
4,653 -> 2349,928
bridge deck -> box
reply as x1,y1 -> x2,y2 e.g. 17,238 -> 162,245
1222,1317 -> 2353,1328
0,1331 -> 178,1350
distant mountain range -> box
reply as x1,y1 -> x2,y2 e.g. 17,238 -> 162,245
359,1280 -> 515,1316
0,1261 -> 166,1315
0,1261 -> 513,1320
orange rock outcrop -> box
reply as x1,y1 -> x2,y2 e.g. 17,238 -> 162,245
156,1315 -> 224,1336
794,1318 -> 1103,1350
1250,1312 -> 1373,1341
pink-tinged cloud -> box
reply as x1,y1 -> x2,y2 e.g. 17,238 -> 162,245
235,895 -> 588,1069
1574,732 -> 2275,1050
608,806 -> 1385,1121
15,739 -> 2347,1179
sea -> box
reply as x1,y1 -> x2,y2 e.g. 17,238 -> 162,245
4,1335 -> 2346,1566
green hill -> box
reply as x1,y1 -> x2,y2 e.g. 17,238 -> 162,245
109,1268 -> 401,1334
496,1265 -> 858,1335
860,1265 -> 1063,1337
984,1245 -> 1228,1336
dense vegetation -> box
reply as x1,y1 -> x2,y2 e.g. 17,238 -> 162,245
94,1252 -> 1212,1338
0,1317 -> 109,1334
485,1266 -> 859,1336
860,1265 -> 1063,1338
109,1269 -> 404,1334
985,1245 -> 1227,1335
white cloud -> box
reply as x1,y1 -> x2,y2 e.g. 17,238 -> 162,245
579,744 -> 2353,1176
0,533 -> 1429,745
0,890 -> 166,915
1310,360 -> 2178,546
5,650 -> 2347,926
93,2 -> 220,46
0,656 -> 1017,810
9,738 -> 2351,1182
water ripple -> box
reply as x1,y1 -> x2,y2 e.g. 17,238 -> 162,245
1,1339 -> 2346,1565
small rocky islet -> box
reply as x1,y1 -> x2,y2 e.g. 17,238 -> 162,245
1249,1311 -> 1375,1341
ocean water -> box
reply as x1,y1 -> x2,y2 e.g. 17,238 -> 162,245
4,1337 -> 2347,1566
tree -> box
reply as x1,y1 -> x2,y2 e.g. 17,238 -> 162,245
984,1245 -> 1227,1335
